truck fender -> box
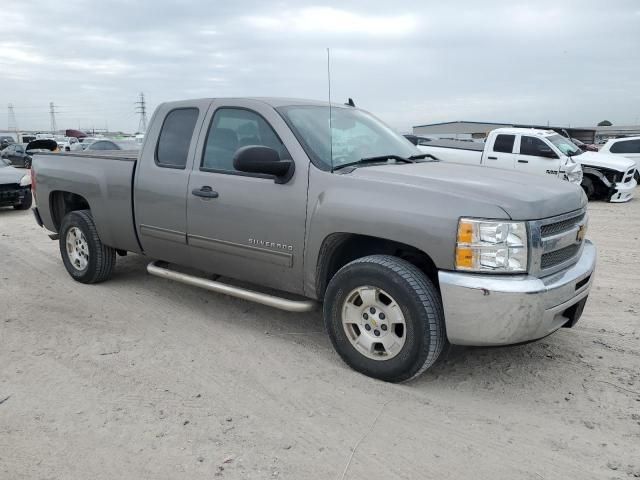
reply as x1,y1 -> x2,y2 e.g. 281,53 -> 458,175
582,167 -> 612,188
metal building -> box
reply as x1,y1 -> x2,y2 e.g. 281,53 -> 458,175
413,121 -> 597,144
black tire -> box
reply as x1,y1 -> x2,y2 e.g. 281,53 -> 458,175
324,255 -> 445,383
13,190 -> 32,210
59,210 -> 116,284
581,176 -> 595,199
635,170 -> 639,183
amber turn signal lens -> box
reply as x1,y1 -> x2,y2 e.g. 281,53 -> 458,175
457,221 -> 474,244
455,247 -> 473,269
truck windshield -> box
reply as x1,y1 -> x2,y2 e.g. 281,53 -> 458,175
277,105 -> 419,170
548,134 -> 583,157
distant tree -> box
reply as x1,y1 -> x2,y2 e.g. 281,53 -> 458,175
597,120 -> 612,126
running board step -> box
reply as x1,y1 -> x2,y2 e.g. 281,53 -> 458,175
146,260 -> 317,313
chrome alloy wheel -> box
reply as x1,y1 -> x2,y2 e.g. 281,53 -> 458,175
341,286 -> 407,360
66,227 -> 89,271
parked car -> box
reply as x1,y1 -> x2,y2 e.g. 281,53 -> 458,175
598,136 -> 640,181
0,135 -> 16,150
0,157 -> 32,209
56,136 -> 82,152
1,143 -> 31,168
31,97 -> 595,382
403,134 -> 434,147
417,128 -> 636,202
1,139 -> 59,168
568,137 -> 598,152
82,140 -> 122,151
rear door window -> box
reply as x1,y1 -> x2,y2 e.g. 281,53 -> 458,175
611,139 -> 640,154
156,108 -> 199,168
493,134 -> 515,153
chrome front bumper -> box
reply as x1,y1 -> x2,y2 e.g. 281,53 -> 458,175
438,240 -> 596,346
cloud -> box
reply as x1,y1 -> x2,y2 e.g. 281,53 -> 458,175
243,7 -> 417,36
0,0 -> 639,132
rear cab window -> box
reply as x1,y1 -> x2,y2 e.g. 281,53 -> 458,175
156,108 -> 200,169
493,134 -> 515,153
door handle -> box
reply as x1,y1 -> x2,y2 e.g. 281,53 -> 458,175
518,159 -> 529,164
487,156 -> 497,160
192,186 -> 219,198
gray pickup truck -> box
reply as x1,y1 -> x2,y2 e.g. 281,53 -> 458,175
31,97 -> 596,382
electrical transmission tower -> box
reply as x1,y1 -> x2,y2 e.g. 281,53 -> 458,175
135,92 -> 148,133
49,102 -> 58,133
7,103 -> 18,131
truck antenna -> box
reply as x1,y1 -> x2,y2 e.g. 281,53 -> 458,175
327,47 -> 333,172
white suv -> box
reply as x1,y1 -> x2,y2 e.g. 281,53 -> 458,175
599,136 -> 640,182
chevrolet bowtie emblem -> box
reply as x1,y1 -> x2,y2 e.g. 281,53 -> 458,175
576,225 -> 586,242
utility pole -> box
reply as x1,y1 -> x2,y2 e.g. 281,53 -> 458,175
49,102 -> 58,133
7,103 -> 18,132
135,92 -> 148,133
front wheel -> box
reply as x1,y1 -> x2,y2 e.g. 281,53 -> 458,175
581,176 -> 595,199
59,210 -> 116,284
324,255 -> 445,382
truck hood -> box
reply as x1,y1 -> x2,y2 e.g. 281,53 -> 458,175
0,165 -> 26,184
578,151 -> 635,172
350,161 -> 587,220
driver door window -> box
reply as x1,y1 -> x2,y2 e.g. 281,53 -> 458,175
520,136 -> 553,157
201,108 -> 289,173
517,136 -> 560,177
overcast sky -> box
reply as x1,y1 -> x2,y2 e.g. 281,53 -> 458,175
1,0 -> 639,133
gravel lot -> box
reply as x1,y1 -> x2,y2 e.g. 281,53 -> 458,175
1,195 -> 639,479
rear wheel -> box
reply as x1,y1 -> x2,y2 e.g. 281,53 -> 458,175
59,210 -> 116,284
323,255 -> 445,382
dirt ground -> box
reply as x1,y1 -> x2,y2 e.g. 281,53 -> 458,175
1,195 -> 639,480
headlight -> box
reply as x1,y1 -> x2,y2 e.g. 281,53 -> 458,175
455,218 -> 528,273
19,174 -> 31,186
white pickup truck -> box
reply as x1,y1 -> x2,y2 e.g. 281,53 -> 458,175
415,128 -> 636,203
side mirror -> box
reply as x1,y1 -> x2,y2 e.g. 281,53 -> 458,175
233,146 -> 294,184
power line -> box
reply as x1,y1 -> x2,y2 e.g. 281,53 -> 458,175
7,103 -> 18,131
135,92 -> 148,133
49,102 -> 58,133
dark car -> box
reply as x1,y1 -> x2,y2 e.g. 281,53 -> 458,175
0,135 -> 15,150
403,134 -> 433,146
1,143 -> 32,168
0,139 -> 59,169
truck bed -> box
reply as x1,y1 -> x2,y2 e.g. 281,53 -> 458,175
424,139 -> 485,151
32,151 -> 142,253
39,150 -> 139,161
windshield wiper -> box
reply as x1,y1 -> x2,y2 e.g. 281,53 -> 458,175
333,155 -> 414,171
408,153 -> 439,161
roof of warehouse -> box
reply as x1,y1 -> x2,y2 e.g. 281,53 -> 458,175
412,120 -> 512,128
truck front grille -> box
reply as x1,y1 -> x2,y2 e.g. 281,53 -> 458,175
540,213 -> 585,237
0,183 -> 20,192
530,209 -> 587,276
541,244 -> 580,269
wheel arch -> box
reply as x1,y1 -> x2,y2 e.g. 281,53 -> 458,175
315,232 -> 439,300
49,190 -> 91,231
